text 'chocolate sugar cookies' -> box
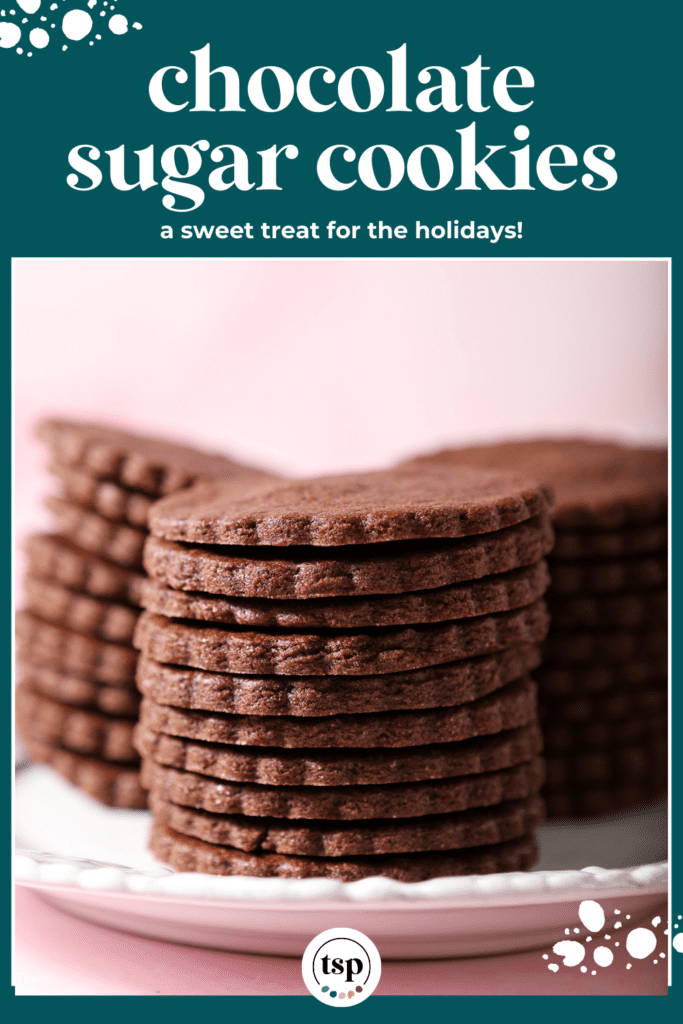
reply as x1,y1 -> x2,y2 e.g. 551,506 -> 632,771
18,420 -> 271,809
401,438 -> 668,820
136,463 -> 552,879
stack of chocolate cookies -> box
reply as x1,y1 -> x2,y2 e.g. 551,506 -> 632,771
402,441 -> 668,820
134,466 -> 553,880
16,420 -> 267,808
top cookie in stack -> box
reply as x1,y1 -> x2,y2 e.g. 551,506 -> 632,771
17,419 -> 272,808
135,466 -> 554,881
400,440 -> 668,819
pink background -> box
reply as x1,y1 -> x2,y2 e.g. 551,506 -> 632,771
14,259 -> 668,546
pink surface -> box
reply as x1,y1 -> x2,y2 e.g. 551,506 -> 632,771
14,259 -> 667,548
14,887 -> 668,996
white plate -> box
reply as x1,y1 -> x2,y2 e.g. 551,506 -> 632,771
15,766 -> 668,958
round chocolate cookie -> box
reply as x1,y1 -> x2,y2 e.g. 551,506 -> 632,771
548,589 -> 667,630
138,675 -> 537,749
25,534 -> 145,605
51,462 -> 155,529
150,822 -> 539,880
133,601 -> 549,677
16,684 -> 139,764
539,687 -> 667,726
141,756 -> 545,820
37,418 -> 270,497
24,575 -> 139,644
402,440 -> 667,530
47,495 -> 147,568
18,660 -> 141,716
140,561 -> 550,630
150,793 -> 544,857
552,521 -> 667,560
136,644 -> 542,717
22,736 -> 147,808
134,721 -> 543,787
548,555 -> 666,596
148,465 -> 553,547
143,515 -> 554,600
543,627 -> 666,665
16,611 -> 138,686
535,661 -> 667,698
544,740 -> 667,791
542,713 -> 666,754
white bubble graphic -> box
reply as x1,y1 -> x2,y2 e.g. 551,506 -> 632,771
552,940 -> 585,966
108,12 -> 126,33
673,932 -> 683,953
29,26 -> 48,47
579,900 -> 605,933
18,0 -> 40,12
0,20 -> 21,46
62,8 -> 92,40
593,946 -> 614,967
652,916 -> 661,928
626,928 -> 657,959
548,963 -> 559,973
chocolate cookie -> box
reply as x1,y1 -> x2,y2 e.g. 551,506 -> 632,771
539,687 -> 667,725
542,714 -> 666,754
16,611 -> 138,686
548,589 -> 667,630
552,521 -> 667,560
51,462 -> 155,529
140,561 -> 551,630
141,756 -> 545,820
133,601 -> 549,677
543,627 -> 666,664
138,676 -> 537,749
549,555 -> 666,596
25,534 -> 145,605
37,419 -> 271,497
535,662 -> 667,698
16,684 -> 138,764
144,516 -> 554,600
150,823 -> 539,880
148,465 -> 553,547
18,660 -> 140,716
403,440 -> 667,530
544,740 -> 667,790
21,737 -> 147,808
24,575 -> 139,644
47,495 -> 147,568
136,644 -> 542,717
134,721 -> 543,787
150,793 -> 544,857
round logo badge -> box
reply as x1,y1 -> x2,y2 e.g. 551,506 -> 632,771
302,927 -> 382,1006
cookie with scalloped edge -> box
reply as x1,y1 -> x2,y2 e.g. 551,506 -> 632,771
16,611 -> 138,686
18,660 -> 140,716
134,721 -> 543,787
141,756 -> 544,821
138,675 -> 537,749
149,823 -> 539,880
140,561 -> 550,629
133,601 -> 549,676
26,533 -> 145,605
135,643 -> 541,717
150,793 -> 544,857
21,737 -> 147,808
143,516 -> 553,600
16,684 -> 138,764
24,575 -> 139,644
401,439 -> 666,530
37,418 -> 271,497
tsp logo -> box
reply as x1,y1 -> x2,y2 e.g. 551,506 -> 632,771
302,928 -> 382,1006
